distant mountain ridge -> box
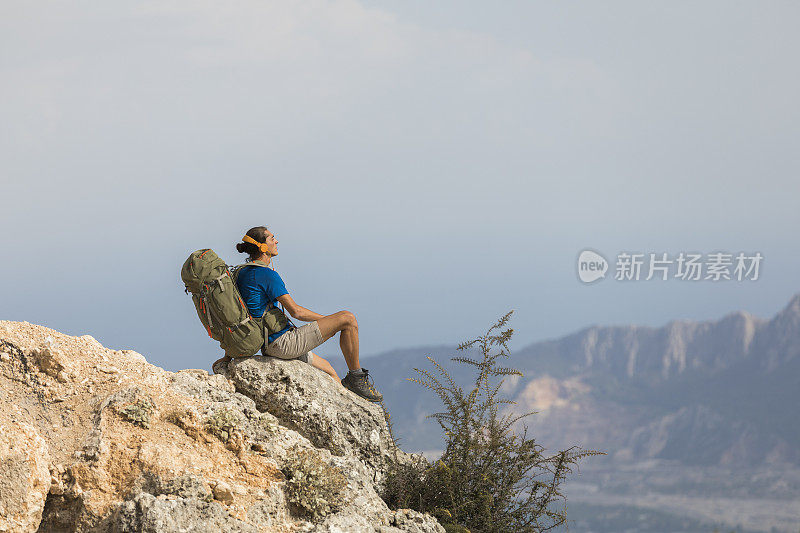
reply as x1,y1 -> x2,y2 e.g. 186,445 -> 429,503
371,294 -> 800,467
513,294 -> 800,381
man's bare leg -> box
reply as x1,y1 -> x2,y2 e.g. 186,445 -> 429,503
316,311 -> 360,371
309,351 -> 342,386
316,311 -> 383,402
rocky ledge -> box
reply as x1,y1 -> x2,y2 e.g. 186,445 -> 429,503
0,321 -> 443,533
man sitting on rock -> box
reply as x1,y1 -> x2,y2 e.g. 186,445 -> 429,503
226,225 -> 383,403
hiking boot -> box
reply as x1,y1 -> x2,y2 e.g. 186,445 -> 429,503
341,368 -> 383,402
212,355 -> 231,375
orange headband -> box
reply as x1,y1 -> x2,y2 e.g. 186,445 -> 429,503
242,235 -> 271,254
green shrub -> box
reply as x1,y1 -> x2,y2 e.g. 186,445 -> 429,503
443,524 -> 471,533
382,312 -> 603,532
282,447 -> 347,520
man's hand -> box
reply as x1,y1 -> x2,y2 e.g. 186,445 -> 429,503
276,294 -> 325,322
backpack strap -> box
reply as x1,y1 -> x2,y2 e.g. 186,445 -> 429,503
240,260 -> 272,269
231,260 -> 271,282
232,260 -> 280,311
234,260 -> 295,330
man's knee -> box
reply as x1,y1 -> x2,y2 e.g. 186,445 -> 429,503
339,310 -> 357,330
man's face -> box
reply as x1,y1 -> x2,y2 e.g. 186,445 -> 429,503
264,230 -> 278,256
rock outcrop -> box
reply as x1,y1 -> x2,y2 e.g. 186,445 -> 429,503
225,357 -> 399,479
0,411 -> 51,532
0,320 -> 444,533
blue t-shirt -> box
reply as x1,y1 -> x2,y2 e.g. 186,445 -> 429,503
235,265 -> 292,343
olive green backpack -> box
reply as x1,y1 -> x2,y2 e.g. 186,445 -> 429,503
181,249 -> 289,358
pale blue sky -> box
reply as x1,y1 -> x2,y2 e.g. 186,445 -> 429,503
1,1 -> 798,371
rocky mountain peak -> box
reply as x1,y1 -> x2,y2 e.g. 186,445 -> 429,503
750,292 -> 800,371
772,292 -> 800,329
528,297 -> 798,383
784,292 -> 800,314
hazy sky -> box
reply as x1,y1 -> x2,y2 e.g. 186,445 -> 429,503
2,1 -> 798,372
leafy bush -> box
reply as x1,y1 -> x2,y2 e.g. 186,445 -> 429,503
282,447 -> 347,520
383,311 -> 603,532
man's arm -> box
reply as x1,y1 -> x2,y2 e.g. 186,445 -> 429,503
276,294 -> 325,322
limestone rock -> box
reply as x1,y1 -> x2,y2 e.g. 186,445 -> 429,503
0,321 -> 444,533
389,509 -> 446,533
0,413 -> 51,532
226,356 -> 411,476
212,480 -> 235,504
32,336 -> 75,382
115,492 -> 257,533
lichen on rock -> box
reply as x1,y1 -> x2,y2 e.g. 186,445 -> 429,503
282,446 -> 347,520
118,398 -> 155,429
205,407 -> 244,445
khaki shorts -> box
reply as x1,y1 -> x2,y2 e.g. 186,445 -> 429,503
262,321 -> 324,365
